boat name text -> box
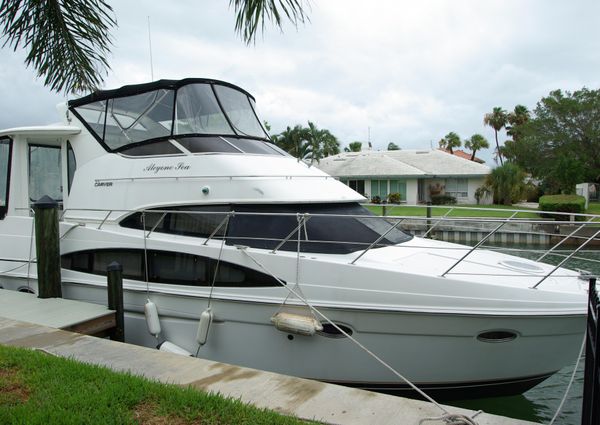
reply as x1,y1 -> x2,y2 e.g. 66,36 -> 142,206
143,163 -> 191,174
94,181 -> 113,187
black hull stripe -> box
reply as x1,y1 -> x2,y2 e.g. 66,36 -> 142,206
324,372 -> 556,401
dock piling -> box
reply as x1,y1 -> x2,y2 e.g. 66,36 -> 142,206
34,195 -> 61,299
107,262 -> 125,342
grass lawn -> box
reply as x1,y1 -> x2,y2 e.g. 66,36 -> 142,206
0,345 -> 309,425
363,203 -> 540,218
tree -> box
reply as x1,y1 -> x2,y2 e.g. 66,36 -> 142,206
464,134 -> 489,161
506,88 -> 600,192
483,107 -> 508,165
387,142 -> 400,151
438,132 -> 461,154
273,125 -> 308,158
0,0 -> 309,93
506,105 -> 530,141
273,122 -> 340,163
483,162 -> 526,205
345,141 -> 362,152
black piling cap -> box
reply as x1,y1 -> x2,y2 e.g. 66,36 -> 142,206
34,195 -> 58,209
107,261 -> 123,272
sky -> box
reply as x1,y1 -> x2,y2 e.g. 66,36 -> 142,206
1,0 -> 599,164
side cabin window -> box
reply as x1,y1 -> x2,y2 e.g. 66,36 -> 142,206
29,145 -> 62,202
67,141 -> 76,194
0,137 -> 13,219
61,249 -> 280,287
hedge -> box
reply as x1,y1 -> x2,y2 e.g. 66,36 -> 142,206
431,194 -> 457,205
538,194 -> 586,221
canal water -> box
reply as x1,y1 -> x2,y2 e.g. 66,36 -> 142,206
448,243 -> 600,424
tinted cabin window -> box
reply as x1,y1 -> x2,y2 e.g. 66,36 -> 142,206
61,249 -> 279,287
119,203 -> 412,254
148,251 -> 207,285
0,138 -> 12,218
119,140 -> 182,156
66,142 -> 76,194
120,206 -> 229,238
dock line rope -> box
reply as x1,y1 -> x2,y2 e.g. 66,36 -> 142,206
419,410 -> 482,425
236,246 -> 482,425
548,333 -> 586,425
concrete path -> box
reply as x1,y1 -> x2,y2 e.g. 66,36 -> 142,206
0,317 -> 538,425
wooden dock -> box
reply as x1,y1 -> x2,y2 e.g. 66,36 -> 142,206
0,289 -> 115,336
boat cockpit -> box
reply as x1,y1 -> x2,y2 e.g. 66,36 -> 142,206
68,78 -> 286,158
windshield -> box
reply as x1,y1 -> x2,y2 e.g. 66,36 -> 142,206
71,80 -> 268,152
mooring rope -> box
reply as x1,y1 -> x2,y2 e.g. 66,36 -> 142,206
548,333 -> 586,425
237,247 -> 482,424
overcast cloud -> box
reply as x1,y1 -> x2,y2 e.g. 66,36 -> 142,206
1,0 -> 599,163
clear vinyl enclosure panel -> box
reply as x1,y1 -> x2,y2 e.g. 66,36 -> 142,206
71,81 -> 269,152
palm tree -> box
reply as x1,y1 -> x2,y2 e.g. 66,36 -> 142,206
464,134 -> 490,161
345,142 -> 362,152
506,105 -> 530,141
483,107 -> 508,165
483,162 -> 526,205
305,121 -> 340,162
438,132 -> 461,154
273,125 -> 307,158
0,0 -> 309,93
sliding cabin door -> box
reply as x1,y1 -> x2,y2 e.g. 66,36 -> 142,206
28,144 -> 63,205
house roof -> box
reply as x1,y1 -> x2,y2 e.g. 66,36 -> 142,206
316,149 -> 491,178
440,149 -> 485,164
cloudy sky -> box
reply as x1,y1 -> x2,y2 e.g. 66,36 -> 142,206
1,0 -> 599,163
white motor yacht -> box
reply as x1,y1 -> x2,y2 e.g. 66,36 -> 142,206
0,78 -> 588,399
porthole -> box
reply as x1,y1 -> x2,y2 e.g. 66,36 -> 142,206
317,323 -> 353,338
17,286 -> 35,294
477,330 -> 518,343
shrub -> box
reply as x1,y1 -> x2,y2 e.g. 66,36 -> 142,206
388,192 -> 402,204
431,194 -> 457,205
371,195 -> 382,204
538,194 -> 586,221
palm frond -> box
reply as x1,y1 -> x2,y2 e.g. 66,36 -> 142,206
0,0 -> 116,93
229,0 -> 309,44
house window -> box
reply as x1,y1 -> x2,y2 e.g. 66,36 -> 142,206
445,178 -> 468,198
371,180 -> 388,200
389,180 -> 407,201
347,179 -> 365,195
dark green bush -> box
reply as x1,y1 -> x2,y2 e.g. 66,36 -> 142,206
371,195 -> 382,204
538,194 -> 586,221
387,192 -> 402,204
431,194 -> 457,205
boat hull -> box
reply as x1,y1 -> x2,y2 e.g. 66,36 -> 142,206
51,279 -> 584,399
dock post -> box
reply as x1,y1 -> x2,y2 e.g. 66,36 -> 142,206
582,277 -> 599,425
382,202 -> 387,216
426,201 -> 432,237
34,195 -> 61,299
107,262 -> 125,342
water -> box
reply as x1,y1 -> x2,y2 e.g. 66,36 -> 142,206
448,243 -> 600,424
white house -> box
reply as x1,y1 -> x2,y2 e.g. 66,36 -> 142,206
316,149 -> 492,205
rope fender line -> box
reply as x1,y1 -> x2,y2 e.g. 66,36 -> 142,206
235,246 -> 482,425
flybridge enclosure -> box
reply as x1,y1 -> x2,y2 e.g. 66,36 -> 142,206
68,78 -> 272,154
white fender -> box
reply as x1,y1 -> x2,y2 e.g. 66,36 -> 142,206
270,312 -> 323,336
144,300 -> 161,338
158,341 -> 193,356
196,308 -> 213,345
